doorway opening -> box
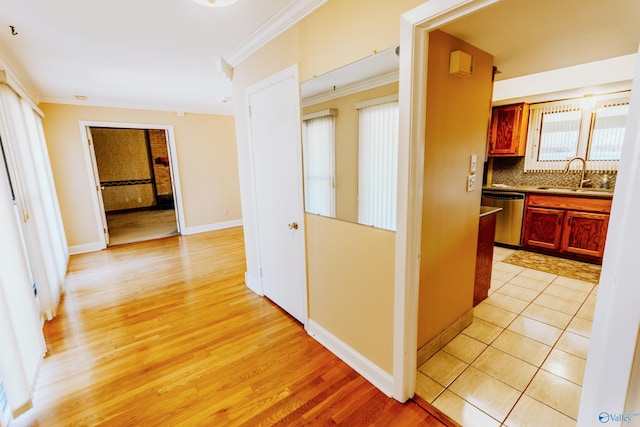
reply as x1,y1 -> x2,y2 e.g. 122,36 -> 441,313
82,123 -> 184,247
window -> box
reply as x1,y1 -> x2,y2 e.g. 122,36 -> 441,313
524,92 -> 630,172
302,110 -> 337,217
357,96 -> 399,231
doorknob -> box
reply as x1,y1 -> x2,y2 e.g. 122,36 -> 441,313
288,222 -> 299,230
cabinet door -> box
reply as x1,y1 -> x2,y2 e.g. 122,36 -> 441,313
488,104 -> 528,156
523,207 -> 564,250
562,211 -> 610,258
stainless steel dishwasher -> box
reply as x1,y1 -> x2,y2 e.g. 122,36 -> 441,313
481,191 -> 525,246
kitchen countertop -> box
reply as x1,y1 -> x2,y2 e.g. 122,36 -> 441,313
482,184 -> 614,198
479,206 -> 503,217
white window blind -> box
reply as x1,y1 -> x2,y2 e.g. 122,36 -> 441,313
302,111 -> 336,217
357,99 -> 399,231
589,101 -> 629,162
524,92 -> 630,172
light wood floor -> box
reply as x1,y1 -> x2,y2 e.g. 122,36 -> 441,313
15,227 -> 450,426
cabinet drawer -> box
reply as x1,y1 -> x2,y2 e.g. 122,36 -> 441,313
527,194 -> 612,213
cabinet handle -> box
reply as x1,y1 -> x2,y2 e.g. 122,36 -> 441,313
558,215 -> 562,225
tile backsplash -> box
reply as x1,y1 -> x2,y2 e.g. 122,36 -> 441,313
490,157 -> 616,190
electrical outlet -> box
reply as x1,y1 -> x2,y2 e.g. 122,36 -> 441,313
467,174 -> 476,192
223,209 -> 228,215
137,197 -> 142,203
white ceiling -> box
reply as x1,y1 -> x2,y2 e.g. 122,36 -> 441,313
1,0 -> 639,116
0,0 -> 297,114
440,0 -> 640,82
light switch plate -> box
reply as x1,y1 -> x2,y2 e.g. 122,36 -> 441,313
470,154 -> 477,173
467,174 -> 476,192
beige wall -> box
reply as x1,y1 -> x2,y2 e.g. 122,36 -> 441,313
40,103 -> 241,248
303,82 -> 399,223
232,0 -> 423,377
305,213 -> 395,372
417,30 -> 494,346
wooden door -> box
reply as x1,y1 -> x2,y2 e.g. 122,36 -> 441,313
86,127 -> 110,246
246,65 -> 307,324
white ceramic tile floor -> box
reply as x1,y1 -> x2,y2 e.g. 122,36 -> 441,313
416,247 -> 598,426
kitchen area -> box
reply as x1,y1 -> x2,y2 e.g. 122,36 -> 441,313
481,96 -> 619,267
416,87 -> 622,424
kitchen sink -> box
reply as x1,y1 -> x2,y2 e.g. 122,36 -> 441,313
535,186 -> 613,194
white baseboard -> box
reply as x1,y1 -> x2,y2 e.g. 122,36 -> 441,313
245,272 -> 263,296
68,242 -> 105,255
182,219 -> 243,235
306,319 -> 393,397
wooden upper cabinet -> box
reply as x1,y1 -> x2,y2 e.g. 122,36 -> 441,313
488,103 -> 530,157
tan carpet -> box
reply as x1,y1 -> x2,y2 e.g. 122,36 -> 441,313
106,209 -> 178,246
503,250 -> 602,284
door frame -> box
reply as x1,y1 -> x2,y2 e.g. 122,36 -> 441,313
78,121 -> 185,249
393,0 -> 508,401
244,64 -> 308,325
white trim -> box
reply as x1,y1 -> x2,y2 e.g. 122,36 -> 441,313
355,94 -> 399,110
394,0 -> 501,402
39,98 -> 235,117
78,121 -> 186,248
181,219 -> 243,235
244,272 -> 263,296
302,108 -> 338,121
302,70 -> 399,108
306,319 -> 394,397
225,0 -> 328,67
68,242 -> 105,255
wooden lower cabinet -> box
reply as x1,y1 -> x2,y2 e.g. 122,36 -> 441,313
523,207 -> 564,250
522,194 -> 612,263
562,211 -> 609,259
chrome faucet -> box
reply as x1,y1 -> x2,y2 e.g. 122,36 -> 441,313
562,156 -> 590,188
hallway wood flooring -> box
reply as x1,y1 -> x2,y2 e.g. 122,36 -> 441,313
15,227 -> 448,426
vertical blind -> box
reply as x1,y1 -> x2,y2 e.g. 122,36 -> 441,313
302,113 -> 336,217
358,100 -> 399,231
524,92 -> 630,172
0,84 -> 68,320
0,82 -> 69,416
589,100 -> 629,162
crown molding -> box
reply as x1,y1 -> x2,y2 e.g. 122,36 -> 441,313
301,70 -> 399,107
0,49 -> 43,115
224,0 -> 328,67
38,97 -> 235,116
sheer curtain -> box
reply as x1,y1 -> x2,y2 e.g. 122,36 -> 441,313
357,100 -> 399,231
